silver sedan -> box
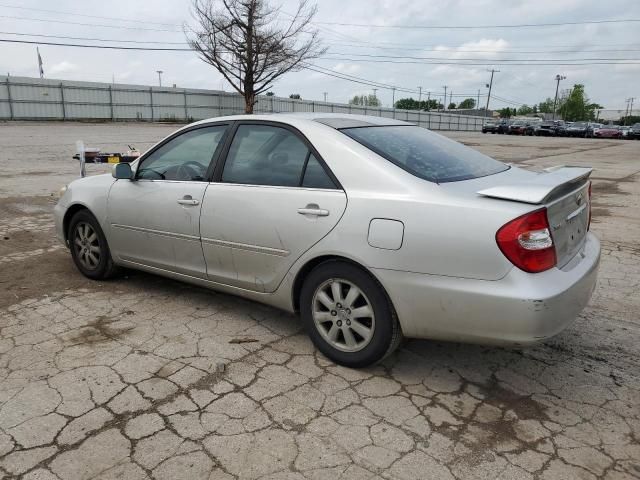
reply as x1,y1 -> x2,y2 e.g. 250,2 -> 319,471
54,114 -> 600,367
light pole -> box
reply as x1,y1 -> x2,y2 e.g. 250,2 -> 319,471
484,69 -> 499,119
443,85 -> 447,111
156,70 -> 163,87
552,74 -> 566,120
323,92 -> 327,102
392,87 -> 396,108
418,86 -> 422,103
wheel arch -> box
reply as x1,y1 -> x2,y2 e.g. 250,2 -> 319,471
291,255 -> 399,322
62,203 -> 92,244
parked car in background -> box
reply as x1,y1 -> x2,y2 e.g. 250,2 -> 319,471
508,120 -> 528,135
628,123 -> 640,140
482,120 -> 498,134
554,120 -> 568,136
566,122 -> 589,137
618,126 -> 631,138
497,119 -> 512,134
534,122 -> 557,136
54,113 -> 600,367
586,123 -> 603,138
593,125 -> 622,139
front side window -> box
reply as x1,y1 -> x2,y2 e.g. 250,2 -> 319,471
137,125 -> 227,181
222,124 -> 333,188
342,125 -> 509,183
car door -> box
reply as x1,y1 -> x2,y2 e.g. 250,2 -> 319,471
107,124 -> 228,278
200,122 -> 347,292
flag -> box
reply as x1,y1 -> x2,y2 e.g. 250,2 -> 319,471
37,47 -> 44,78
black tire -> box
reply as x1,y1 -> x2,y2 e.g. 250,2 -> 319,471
68,209 -> 119,280
300,261 -> 402,368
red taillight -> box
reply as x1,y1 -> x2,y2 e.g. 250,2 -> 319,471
587,181 -> 592,230
496,209 -> 557,273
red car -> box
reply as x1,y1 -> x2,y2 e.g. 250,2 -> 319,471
594,125 -> 622,139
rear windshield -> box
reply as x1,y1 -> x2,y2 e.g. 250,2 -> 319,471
341,125 -> 509,183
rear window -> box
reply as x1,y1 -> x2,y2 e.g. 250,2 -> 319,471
341,125 -> 509,183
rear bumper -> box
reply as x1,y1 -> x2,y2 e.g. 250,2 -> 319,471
374,232 -> 600,346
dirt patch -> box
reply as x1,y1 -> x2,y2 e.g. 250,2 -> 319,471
65,314 -> 135,345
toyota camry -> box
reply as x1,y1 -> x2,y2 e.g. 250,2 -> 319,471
55,114 -> 600,367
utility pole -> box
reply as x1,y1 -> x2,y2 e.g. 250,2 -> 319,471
477,89 -> 480,111
156,70 -> 163,87
392,87 -> 396,108
484,69 -> 499,119
323,92 -> 327,102
443,85 -> 447,111
552,74 -> 566,120
372,88 -> 377,100
449,90 -> 453,109
630,97 -> 635,118
418,86 -> 422,103
427,91 -> 431,110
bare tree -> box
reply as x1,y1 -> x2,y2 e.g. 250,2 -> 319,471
186,0 -> 325,113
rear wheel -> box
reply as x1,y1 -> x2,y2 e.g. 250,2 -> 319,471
300,261 -> 401,368
68,210 -> 118,280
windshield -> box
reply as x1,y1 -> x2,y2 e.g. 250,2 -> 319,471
341,125 -> 509,183
572,122 -> 587,128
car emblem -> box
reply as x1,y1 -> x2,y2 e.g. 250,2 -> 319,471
575,193 -> 583,206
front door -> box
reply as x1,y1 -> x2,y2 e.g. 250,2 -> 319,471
107,125 -> 228,278
200,123 -> 347,292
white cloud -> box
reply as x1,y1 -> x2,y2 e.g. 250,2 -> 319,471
48,61 -> 79,75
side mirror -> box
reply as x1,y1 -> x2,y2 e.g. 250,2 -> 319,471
112,163 -> 133,180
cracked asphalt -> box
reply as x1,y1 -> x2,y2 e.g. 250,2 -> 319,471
0,122 -> 639,480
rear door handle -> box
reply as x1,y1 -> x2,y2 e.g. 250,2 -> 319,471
298,205 -> 329,216
177,195 -> 199,206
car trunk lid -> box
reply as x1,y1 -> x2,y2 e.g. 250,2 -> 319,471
477,166 -> 592,268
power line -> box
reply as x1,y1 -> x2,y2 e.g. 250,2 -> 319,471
316,56 -> 640,66
0,38 -> 191,51
323,52 -> 640,62
5,38 -> 639,67
0,31 -> 188,45
0,15 -> 182,32
312,18 -> 640,29
327,42 -> 640,54
0,3 -> 181,27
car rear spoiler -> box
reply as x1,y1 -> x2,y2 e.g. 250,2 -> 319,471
477,166 -> 593,205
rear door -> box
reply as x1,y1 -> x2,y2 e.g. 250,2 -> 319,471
200,122 -> 347,292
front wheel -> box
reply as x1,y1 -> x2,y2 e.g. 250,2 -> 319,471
300,262 -> 401,368
68,210 -> 118,280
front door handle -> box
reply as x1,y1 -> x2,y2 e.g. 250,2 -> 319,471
177,195 -> 199,206
298,204 -> 329,217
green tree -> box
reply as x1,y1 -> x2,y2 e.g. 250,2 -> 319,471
265,91 -> 275,96
498,107 -> 512,118
349,94 -> 381,107
289,93 -> 301,99
394,97 -> 441,111
458,98 -> 476,109
517,104 -> 533,115
537,97 -> 555,113
557,84 -> 603,121
448,102 -> 457,110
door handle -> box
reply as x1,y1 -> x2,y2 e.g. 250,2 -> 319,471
177,195 -> 199,206
298,205 -> 329,217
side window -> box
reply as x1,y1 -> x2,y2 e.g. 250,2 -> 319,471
137,126 -> 227,181
222,125 -> 309,187
302,154 -> 336,189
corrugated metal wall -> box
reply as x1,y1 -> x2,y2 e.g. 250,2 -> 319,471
0,75 -> 485,131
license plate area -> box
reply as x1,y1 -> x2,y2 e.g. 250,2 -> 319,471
547,184 -> 589,267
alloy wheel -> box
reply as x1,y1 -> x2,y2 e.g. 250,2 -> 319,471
312,278 -> 376,352
73,222 -> 101,270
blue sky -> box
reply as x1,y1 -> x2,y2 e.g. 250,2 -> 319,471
1,0 -> 638,110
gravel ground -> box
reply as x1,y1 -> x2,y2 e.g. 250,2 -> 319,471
0,121 -> 639,480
